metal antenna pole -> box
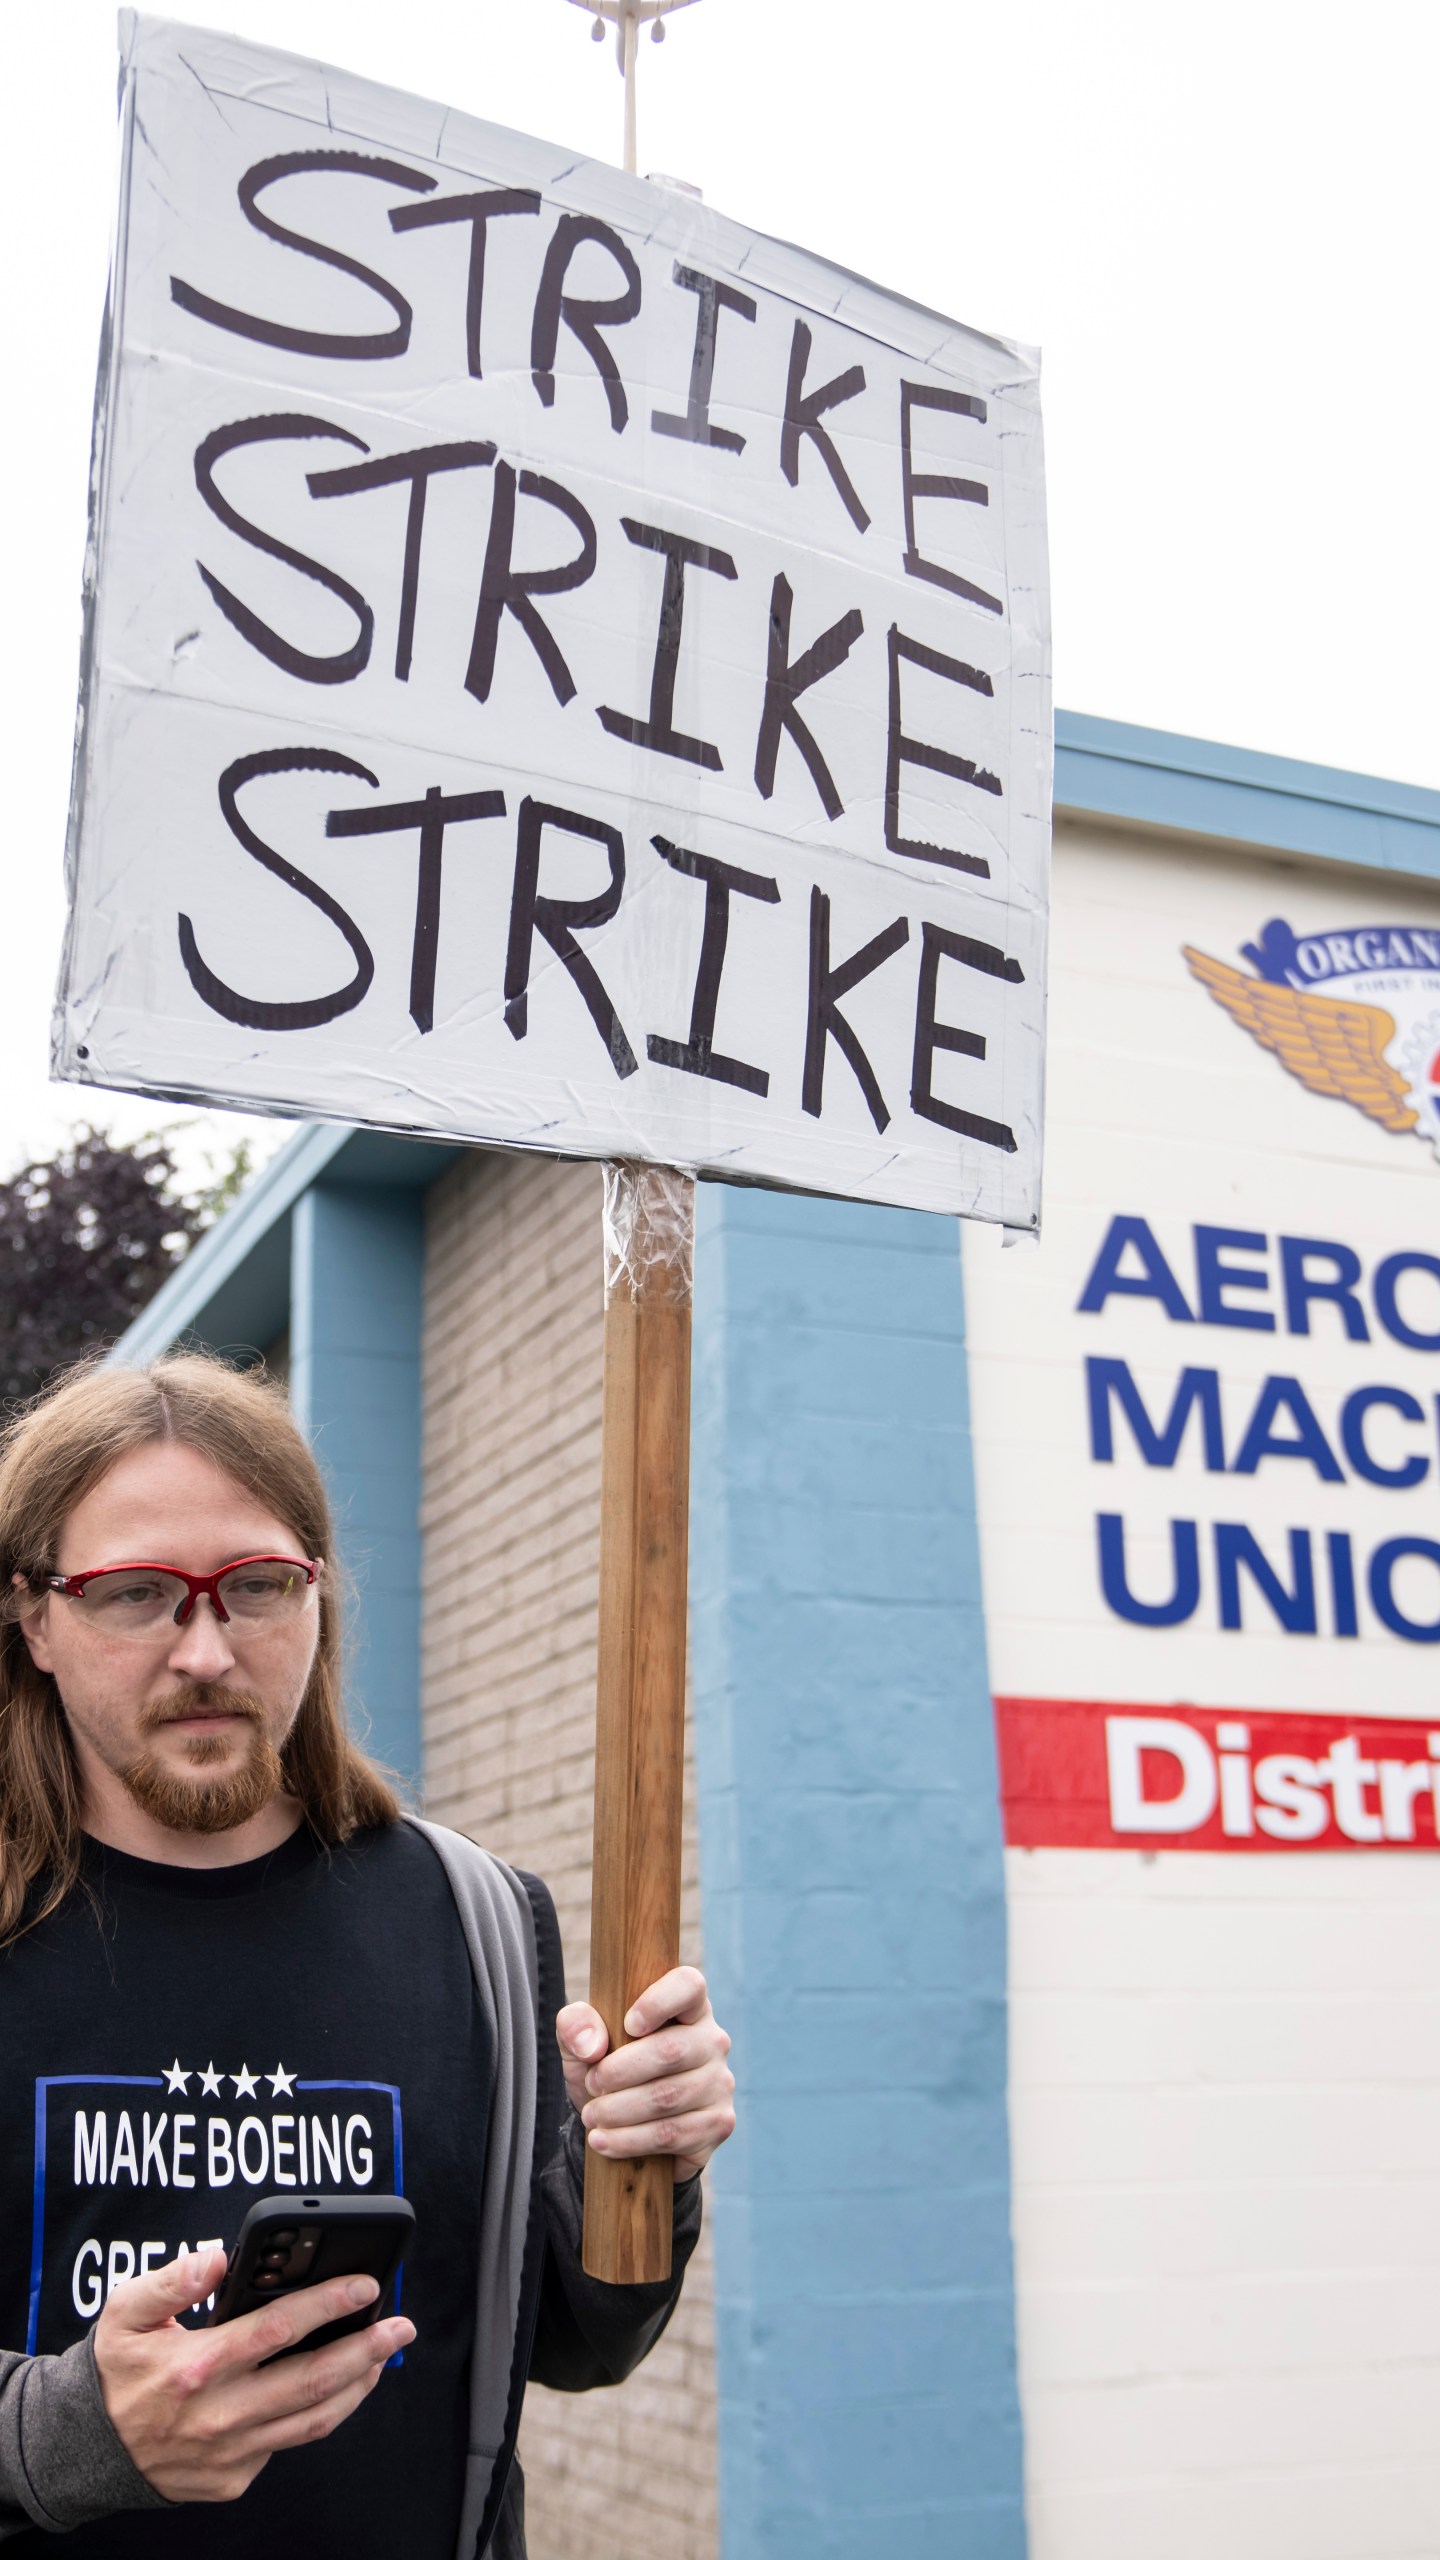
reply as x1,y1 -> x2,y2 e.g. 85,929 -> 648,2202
568,0 -> 702,176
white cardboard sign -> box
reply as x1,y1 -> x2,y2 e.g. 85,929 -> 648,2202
56,13 -> 1051,1223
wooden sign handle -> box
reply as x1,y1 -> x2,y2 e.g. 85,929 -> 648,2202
583,1162 -> 694,2284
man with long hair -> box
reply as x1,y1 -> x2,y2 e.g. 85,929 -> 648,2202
0,1355 -> 734,2557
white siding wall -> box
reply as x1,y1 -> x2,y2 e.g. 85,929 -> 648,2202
966,820 -> 1440,2557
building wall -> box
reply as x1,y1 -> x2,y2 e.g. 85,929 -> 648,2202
689,1181 -> 1027,2560
111,716 -> 1440,2560
964,817 -> 1440,2557
418,1147 -> 717,2560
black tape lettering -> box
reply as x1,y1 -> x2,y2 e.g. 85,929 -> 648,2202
900,381 -> 1000,614
646,836 -> 780,1097
324,785 -> 506,1033
179,749 -> 378,1030
171,152 -> 435,359
466,464 -> 597,707
194,416 -> 376,686
885,626 -> 1000,874
910,921 -> 1022,1151
780,319 -> 870,534
597,520 -> 737,769
388,187 -> 541,376
308,442 -> 496,681
504,800 -> 638,1077
754,573 -> 863,819
803,889 -> 910,1130
531,215 -> 642,432
651,264 -> 757,452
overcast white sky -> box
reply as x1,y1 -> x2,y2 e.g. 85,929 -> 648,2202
5,0 -> 1437,1186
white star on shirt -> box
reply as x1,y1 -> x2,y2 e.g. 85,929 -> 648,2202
198,2062 -> 223,2097
266,2063 -> 296,2096
162,2060 -> 190,2094
230,2064 -> 259,2098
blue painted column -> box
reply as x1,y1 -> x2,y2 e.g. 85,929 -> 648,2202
690,1184 -> 1026,2560
290,1184 -> 425,1788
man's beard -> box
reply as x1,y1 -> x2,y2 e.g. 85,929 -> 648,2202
119,1685 -> 288,1835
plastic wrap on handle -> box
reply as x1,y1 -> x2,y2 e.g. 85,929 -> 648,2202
602,1161 -> 695,1307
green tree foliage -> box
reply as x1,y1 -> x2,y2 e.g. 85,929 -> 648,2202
0,1126 -> 250,1407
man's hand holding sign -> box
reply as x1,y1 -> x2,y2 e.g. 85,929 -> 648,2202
560,1972 -> 736,2184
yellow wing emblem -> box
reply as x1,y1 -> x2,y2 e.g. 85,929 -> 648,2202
1183,947 -> 1419,1135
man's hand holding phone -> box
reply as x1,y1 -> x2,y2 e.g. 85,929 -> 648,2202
93,2245 -> 415,2504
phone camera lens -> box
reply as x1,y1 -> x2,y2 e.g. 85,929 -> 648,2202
253,2270 -> 284,2290
268,2228 -> 298,2246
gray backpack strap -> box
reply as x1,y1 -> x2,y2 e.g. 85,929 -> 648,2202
402,1818 -> 539,2560
468,1870 -> 568,2560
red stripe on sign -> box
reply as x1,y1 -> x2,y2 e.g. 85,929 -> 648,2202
994,1697 -> 1440,1852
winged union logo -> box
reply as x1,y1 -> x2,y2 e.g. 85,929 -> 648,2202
1183,917 -> 1440,1157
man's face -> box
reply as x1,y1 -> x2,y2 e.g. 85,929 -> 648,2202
20,1440 -> 321,1836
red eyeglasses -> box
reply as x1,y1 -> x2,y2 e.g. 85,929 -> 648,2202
46,1557 -> 322,1639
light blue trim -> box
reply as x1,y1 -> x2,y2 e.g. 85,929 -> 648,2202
690,1184 -> 1026,2560
116,1123 -> 354,1363
1055,710 -> 1440,882
114,1123 -> 460,1366
291,1185 -> 426,1787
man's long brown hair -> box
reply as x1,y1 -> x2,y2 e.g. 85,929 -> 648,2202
0,1352 -> 399,1947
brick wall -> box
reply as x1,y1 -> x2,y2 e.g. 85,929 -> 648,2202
419,1148 -> 717,2560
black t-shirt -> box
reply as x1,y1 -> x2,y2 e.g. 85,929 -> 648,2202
0,1820 -> 490,2558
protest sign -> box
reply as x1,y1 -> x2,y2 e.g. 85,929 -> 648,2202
57,12 -> 1051,1226
57,10 -> 1053,2283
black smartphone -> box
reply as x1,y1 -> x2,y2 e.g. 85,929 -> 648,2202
208,2195 -> 415,2357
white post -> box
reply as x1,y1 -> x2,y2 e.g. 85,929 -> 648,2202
567,0 -> 702,177
622,4 -> 639,173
